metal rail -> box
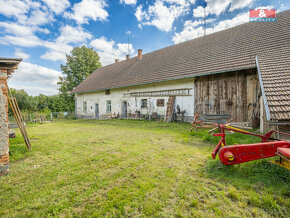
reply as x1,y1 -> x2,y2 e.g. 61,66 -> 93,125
256,55 -> 271,121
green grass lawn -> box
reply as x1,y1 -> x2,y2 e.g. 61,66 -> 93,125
1,120 -> 289,217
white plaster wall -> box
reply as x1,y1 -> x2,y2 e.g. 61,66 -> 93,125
75,78 -> 195,121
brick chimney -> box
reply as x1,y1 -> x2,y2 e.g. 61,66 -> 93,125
126,55 -> 130,60
115,59 -> 119,63
138,49 -> 142,60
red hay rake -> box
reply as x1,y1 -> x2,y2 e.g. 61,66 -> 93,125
211,124 -> 290,170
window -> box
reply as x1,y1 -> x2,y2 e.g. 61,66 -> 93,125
157,99 -> 164,107
141,99 -> 147,108
106,100 -> 111,113
83,101 -> 87,113
105,89 -> 111,95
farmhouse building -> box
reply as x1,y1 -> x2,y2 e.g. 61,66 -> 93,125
0,58 -> 22,176
72,10 -> 290,133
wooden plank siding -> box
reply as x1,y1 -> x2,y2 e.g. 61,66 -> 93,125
194,69 -> 259,122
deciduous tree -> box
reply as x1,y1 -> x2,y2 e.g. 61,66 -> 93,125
58,46 -> 102,110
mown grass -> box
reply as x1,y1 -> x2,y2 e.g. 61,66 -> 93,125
1,119 -> 289,217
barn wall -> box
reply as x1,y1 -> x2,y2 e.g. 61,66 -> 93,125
260,95 -> 290,138
194,69 -> 259,123
0,70 -> 9,175
75,78 -> 195,122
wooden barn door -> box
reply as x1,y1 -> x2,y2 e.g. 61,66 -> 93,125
194,71 -> 248,122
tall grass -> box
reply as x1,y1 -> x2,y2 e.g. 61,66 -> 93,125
5,120 -> 289,217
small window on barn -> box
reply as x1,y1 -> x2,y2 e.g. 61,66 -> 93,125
105,89 -> 111,95
141,99 -> 147,108
83,101 -> 87,113
157,99 -> 164,107
106,100 -> 111,113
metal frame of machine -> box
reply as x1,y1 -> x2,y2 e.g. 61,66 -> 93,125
211,124 -> 290,170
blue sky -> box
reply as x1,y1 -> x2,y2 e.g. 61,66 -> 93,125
0,0 -> 289,96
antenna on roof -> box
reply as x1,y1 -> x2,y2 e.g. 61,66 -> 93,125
127,36 -> 130,55
202,0 -> 207,36
204,5 -> 206,36
126,31 -> 131,60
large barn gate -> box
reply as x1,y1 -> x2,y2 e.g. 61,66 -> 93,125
194,69 -> 259,123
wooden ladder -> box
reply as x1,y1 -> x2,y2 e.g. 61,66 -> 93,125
8,87 -> 31,150
165,96 -> 176,122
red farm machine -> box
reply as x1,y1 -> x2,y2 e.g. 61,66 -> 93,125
211,124 -> 290,170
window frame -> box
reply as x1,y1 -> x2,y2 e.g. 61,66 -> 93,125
83,101 -> 87,113
156,99 -> 165,107
106,100 -> 112,113
105,89 -> 111,95
141,99 -> 147,108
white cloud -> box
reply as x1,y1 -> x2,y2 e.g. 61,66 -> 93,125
0,22 -> 37,36
90,36 -> 114,51
1,23 -> 92,61
206,0 -> 231,16
0,0 -> 52,26
193,6 -> 207,17
90,37 -> 135,65
41,42 -> 73,62
193,0 -> 255,18
173,12 -> 248,44
41,25 -> 92,61
207,12 -> 249,34
135,0 -> 190,32
0,0 -> 29,18
255,5 -> 275,10
120,0 -> 137,5
42,0 -> 70,14
56,25 -> 93,44
135,5 -> 148,22
0,0 -> 54,48
165,0 -> 195,5
278,3 -> 290,12
9,85 -> 59,96
172,20 -> 204,44
64,0 -> 108,24
21,7 -> 54,26
229,0 -> 255,11
9,62 -> 61,96
14,49 -> 30,59
0,21 -> 47,47
116,43 -> 132,55
0,34 -> 42,47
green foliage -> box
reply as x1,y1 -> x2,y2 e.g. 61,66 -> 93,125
9,88 -> 37,112
9,89 -> 73,118
58,46 -> 102,111
190,127 -> 261,145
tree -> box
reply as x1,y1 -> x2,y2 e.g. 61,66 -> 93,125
58,46 -> 102,110
34,94 -> 49,110
9,89 -> 37,112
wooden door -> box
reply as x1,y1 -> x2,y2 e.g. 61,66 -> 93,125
95,104 -> 99,119
194,71 -> 249,122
